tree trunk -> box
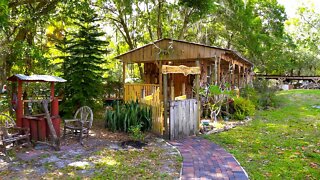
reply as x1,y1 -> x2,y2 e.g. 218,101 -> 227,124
226,33 -> 234,49
146,0 -> 154,41
178,9 -> 191,40
157,0 -> 163,40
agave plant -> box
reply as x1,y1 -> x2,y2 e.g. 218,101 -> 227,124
105,101 -> 152,132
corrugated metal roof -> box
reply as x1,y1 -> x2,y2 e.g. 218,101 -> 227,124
7,74 -> 67,82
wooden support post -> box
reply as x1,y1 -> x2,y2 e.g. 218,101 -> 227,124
242,67 -> 245,87
123,62 -> 126,101
170,74 -> 174,100
50,82 -> 55,115
229,62 -> 232,88
231,63 -> 235,88
217,57 -> 221,85
163,73 -> 168,139
50,82 -> 55,100
195,60 -> 200,133
159,61 -> 163,101
182,82 -> 185,95
16,80 -> 23,127
214,57 -> 218,85
238,65 -> 241,88
209,64 -> 213,84
245,68 -> 248,85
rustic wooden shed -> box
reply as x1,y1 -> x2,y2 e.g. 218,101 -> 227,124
115,38 -> 254,139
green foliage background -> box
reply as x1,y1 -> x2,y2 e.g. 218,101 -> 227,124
0,0 -> 320,112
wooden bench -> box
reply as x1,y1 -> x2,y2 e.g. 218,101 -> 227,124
0,114 -> 30,153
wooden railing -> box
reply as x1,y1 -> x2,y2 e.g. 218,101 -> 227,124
124,83 -> 160,102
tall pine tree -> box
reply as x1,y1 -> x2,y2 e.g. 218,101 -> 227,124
58,9 -> 108,115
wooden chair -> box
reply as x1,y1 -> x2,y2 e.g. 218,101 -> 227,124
63,106 -> 93,144
0,114 -> 30,154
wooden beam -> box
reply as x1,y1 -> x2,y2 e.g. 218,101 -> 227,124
217,57 -> 221,85
232,62 -> 235,88
214,56 -> 218,85
163,73 -> 168,139
238,65 -> 241,88
242,67 -> 245,87
210,57 -> 215,84
228,62 -> 232,87
159,61 -> 163,100
162,65 -> 201,75
123,62 -> 127,101
170,75 -> 174,101
246,68 -> 249,85
16,80 -> 23,127
195,60 -> 200,134
182,82 -> 186,95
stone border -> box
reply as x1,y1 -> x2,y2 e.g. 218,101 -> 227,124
205,118 -> 252,135
163,139 -> 183,179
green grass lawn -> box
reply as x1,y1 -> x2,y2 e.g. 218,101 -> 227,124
205,89 -> 320,179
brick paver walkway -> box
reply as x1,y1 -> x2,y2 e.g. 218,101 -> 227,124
170,137 -> 248,180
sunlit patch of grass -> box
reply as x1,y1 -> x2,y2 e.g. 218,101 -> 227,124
91,148 -> 175,179
43,145 -> 180,179
205,89 -> 320,179
95,156 -> 119,167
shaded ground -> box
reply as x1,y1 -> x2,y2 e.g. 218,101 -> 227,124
0,128 -> 181,179
171,137 -> 248,180
205,90 -> 320,179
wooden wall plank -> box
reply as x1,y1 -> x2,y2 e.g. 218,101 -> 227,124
170,101 -> 174,140
194,100 -> 198,135
186,100 -> 190,135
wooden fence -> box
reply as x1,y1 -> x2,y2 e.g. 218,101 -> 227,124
169,99 -> 198,140
140,88 -> 164,135
124,83 -> 159,102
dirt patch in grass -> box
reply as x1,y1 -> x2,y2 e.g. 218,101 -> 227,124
0,128 -> 181,179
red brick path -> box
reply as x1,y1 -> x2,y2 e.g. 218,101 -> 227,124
170,137 -> 248,180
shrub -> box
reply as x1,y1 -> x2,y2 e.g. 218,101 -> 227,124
232,97 -> 255,120
241,79 -> 279,110
200,84 -> 233,122
240,85 -> 258,106
105,101 -> 152,132
0,94 -> 8,113
129,124 -> 145,141
253,79 -> 279,109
